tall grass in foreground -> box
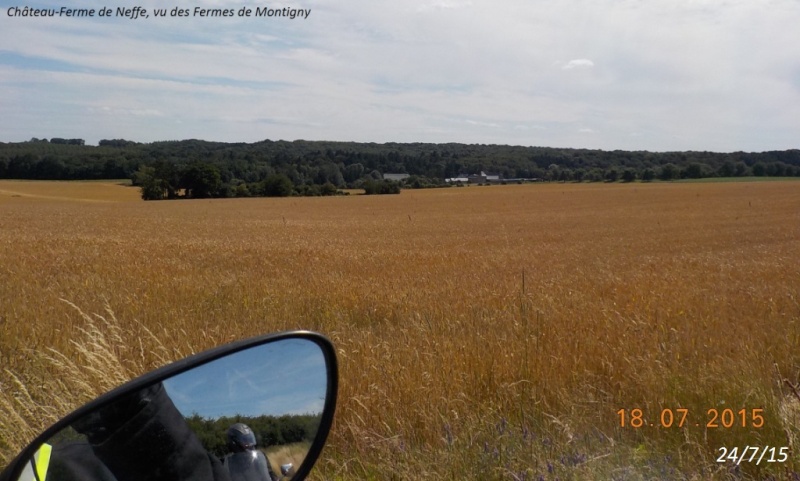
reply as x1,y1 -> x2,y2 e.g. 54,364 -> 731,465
1,181 -> 800,479
0,301 -> 183,465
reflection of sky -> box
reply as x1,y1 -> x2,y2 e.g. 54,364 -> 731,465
163,339 -> 327,419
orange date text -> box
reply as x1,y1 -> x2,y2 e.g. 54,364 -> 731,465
617,408 -> 764,429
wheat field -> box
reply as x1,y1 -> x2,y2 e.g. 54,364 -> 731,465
1,179 -> 799,480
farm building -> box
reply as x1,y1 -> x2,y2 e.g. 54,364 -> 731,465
383,173 -> 410,181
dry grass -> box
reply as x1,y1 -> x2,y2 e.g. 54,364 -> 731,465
266,442 -> 310,477
0,179 -> 139,204
0,300 -> 180,464
1,180 -> 799,479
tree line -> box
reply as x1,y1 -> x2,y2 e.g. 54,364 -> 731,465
1,137 -> 798,199
184,413 -> 320,458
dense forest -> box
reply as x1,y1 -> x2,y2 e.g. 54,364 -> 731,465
1,137 -> 798,199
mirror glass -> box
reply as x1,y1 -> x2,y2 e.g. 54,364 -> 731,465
13,337 -> 329,481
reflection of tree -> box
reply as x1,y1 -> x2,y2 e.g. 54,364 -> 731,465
186,414 -> 321,458
47,426 -> 85,444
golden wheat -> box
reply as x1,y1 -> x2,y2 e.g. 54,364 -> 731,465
1,180 -> 799,479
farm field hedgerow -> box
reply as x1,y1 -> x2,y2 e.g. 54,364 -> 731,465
1,180 -> 799,479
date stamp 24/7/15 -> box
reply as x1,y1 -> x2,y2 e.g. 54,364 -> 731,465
716,446 -> 790,465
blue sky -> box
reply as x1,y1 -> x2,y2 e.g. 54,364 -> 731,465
1,0 -> 798,152
163,338 -> 328,418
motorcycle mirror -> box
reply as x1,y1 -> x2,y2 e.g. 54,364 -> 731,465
0,331 -> 338,481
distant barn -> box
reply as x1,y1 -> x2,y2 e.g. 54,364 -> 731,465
383,173 -> 410,181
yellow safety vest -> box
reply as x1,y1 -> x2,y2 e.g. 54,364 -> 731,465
17,443 -> 52,481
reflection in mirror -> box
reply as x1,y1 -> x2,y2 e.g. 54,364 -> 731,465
13,338 -> 328,481
164,338 -> 327,480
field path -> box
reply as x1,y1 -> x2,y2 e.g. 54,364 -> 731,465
0,180 -> 141,203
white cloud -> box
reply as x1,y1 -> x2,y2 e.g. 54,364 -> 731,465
465,119 -> 500,128
87,106 -> 166,117
416,0 -> 473,12
563,59 -> 595,70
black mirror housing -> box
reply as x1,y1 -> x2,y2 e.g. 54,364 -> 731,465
1,331 -> 338,481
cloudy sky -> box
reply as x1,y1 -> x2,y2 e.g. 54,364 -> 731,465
1,0 -> 798,152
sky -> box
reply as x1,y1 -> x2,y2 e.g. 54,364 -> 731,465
163,338 -> 329,418
1,0 -> 799,152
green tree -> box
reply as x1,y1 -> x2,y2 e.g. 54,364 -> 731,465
717,161 -> 736,177
315,163 -> 345,187
621,169 -> 637,182
181,163 -> 222,198
681,162 -> 705,179
587,168 -> 604,182
262,173 -> 294,197
363,179 -> 401,195
7,153 -> 36,178
343,163 -> 365,183
659,163 -> 679,181
605,168 -> 619,182
135,165 -> 168,200
734,162 -> 750,177
546,164 -> 560,181
766,162 -> 787,176
319,182 -> 339,196
151,161 -> 180,198
234,183 -> 251,197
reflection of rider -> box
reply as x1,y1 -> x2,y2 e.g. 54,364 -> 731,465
45,383 -> 231,481
222,424 -> 279,481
